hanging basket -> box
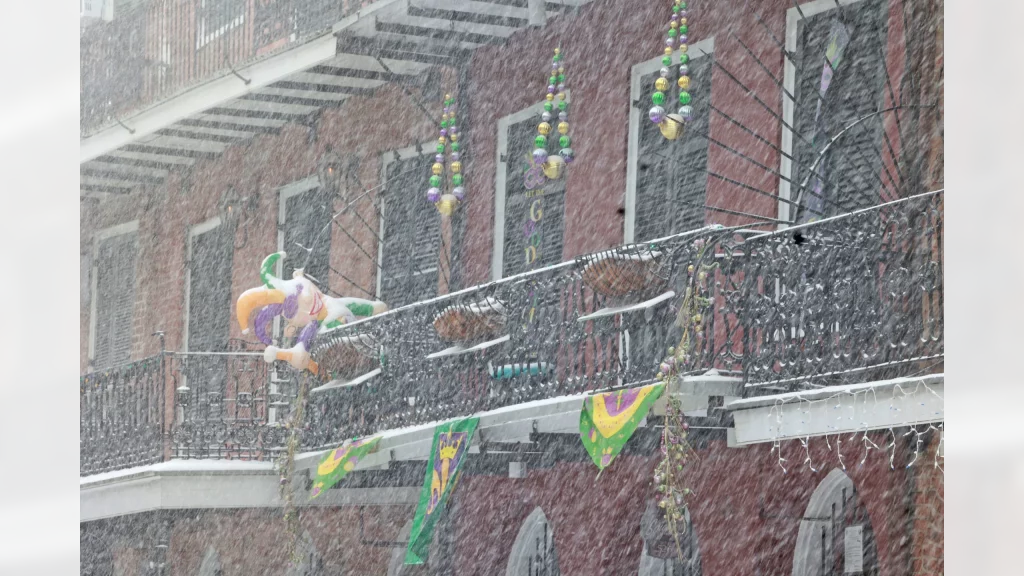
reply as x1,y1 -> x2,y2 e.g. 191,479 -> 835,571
581,245 -> 667,298
432,297 -> 507,343
312,334 -> 378,382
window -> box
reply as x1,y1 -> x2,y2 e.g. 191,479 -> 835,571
89,222 -> 138,370
278,176 -> 334,289
506,507 -> 560,576
378,145 -> 441,308
782,0 -> 890,223
625,38 -> 715,244
197,0 -> 246,49
494,96 -> 570,280
186,218 -> 234,353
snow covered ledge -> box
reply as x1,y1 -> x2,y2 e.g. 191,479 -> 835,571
725,374 -> 944,447
80,460 -> 418,522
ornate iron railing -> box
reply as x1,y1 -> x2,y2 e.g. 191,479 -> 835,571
81,0 -> 376,134
80,193 -> 942,474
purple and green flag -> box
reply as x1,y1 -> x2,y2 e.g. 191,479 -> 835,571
580,383 -> 665,471
309,436 -> 381,500
404,417 -> 479,565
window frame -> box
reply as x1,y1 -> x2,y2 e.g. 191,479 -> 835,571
624,37 -> 715,244
87,219 -> 139,371
778,0 -> 875,225
377,140 -> 441,302
492,90 -> 572,281
183,215 -> 224,354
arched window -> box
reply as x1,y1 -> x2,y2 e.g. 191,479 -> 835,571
197,545 -> 221,576
387,520 -> 414,576
638,499 -> 702,576
792,469 -> 879,576
506,507 -> 560,576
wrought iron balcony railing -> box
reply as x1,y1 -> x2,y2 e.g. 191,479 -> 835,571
80,192 -> 943,475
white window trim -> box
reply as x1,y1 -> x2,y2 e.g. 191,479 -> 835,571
505,506 -> 556,576
779,0 -> 872,225
791,468 -> 856,576
624,37 -> 715,244
378,141 -> 439,299
183,216 -> 224,354
88,220 -> 139,370
492,90 -> 572,281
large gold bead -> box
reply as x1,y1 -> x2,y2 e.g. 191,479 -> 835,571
542,155 -> 565,179
546,93 -> 554,101
432,163 -> 444,175
557,121 -> 569,135
664,47 -> 673,56
436,194 -> 458,216
678,76 -> 690,90
438,136 -> 447,145
450,161 -> 462,174
655,77 -> 670,91
659,114 -> 685,140
538,122 -> 552,135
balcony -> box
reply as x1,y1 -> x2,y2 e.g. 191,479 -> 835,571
80,191 -> 943,476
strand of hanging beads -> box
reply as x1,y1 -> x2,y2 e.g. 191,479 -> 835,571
535,47 -> 571,180
649,0 -> 691,141
427,94 -> 463,215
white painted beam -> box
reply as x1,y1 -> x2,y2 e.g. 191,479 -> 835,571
80,33 -> 338,164
726,375 -> 945,446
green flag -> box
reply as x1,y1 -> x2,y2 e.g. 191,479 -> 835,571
309,436 -> 381,500
404,417 -> 479,565
580,383 -> 665,471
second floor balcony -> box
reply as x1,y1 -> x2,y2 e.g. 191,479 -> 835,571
81,190 -> 944,476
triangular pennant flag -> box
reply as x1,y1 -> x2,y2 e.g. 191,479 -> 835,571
580,383 -> 665,471
309,436 -> 381,500
404,417 -> 479,565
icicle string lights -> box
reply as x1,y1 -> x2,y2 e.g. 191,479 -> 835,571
649,0 -> 694,140
427,94 -> 464,216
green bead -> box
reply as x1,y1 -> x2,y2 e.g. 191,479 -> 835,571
436,144 -> 445,154
679,2 -> 687,9
558,73 -> 565,83
544,102 -> 554,112
440,119 -> 447,128
453,174 -> 463,186
679,91 -> 691,105
672,5 -> 680,13
652,91 -> 666,105
668,28 -> 678,38
558,100 -> 567,111
553,54 -> 561,62
679,53 -> 690,65
559,135 -> 571,147
430,175 -> 441,187
535,134 -> 547,147
549,76 -> 557,85
679,24 -> 688,35
662,55 -> 673,66
451,142 -> 460,152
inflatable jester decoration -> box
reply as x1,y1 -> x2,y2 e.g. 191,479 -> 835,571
236,252 -> 387,374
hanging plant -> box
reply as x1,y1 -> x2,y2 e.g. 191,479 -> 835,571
531,47 -> 573,181
648,0 -> 694,141
427,94 -> 464,216
651,237 -> 717,560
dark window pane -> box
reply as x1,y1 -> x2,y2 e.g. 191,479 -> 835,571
188,225 -> 234,352
282,186 -> 333,288
93,231 -> 138,369
380,153 -> 440,307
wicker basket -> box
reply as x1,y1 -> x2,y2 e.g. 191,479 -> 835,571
313,335 -> 377,382
581,247 -> 667,297
433,298 -> 507,343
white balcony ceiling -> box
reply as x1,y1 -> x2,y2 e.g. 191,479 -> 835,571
80,0 -> 592,200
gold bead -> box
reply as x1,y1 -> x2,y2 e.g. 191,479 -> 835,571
438,136 -> 447,145
442,113 -> 449,120
450,133 -> 459,142
558,67 -> 564,74
554,47 -> 560,55
679,44 -> 688,53
432,163 -> 444,175
450,161 -> 462,174
444,93 -> 452,100
538,122 -> 552,135
671,21 -> 678,28
558,92 -> 566,100
664,46 -> 673,56
655,77 -> 669,91
546,93 -> 554,101
557,121 -> 569,134
680,18 -> 687,25
678,76 -> 690,90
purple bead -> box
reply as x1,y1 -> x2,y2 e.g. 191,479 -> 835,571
449,125 -> 458,134
665,38 -> 675,47
679,34 -> 688,44
679,9 -> 687,17
451,152 -> 460,161
443,107 -> 450,114
440,129 -> 448,137
558,111 -> 567,121
678,64 -> 690,76
552,62 -> 559,70
671,13 -> 679,21
547,84 -> 556,93
557,83 -> 565,91
559,147 -> 574,163
452,186 -> 466,201
426,187 -> 441,203
532,148 -> 549,164
435,154 -> 445,163
649,105 -> 666,124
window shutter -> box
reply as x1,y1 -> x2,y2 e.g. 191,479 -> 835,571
93,231 -> 137,369
792,0 -> 889,221
283,186 -> 333,287
188,225 -> 234,352
502,116 -> 567,277
380,153 -> 440,307
634,53 -> 712,243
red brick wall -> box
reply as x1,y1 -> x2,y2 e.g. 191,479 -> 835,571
910,435 -> 943,575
